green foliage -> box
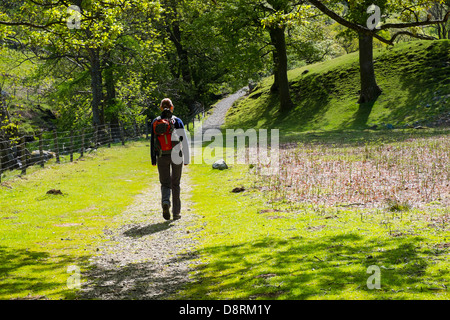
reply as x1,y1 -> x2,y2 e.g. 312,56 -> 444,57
0,45 -> 46,135
178,140 -> 450,300
260,0 -> 315,29
1,0 -> 165,129
156,0 -> 269,109
0,120 -> 19,141
346,0 -> 390,25
1,0 -> 449,131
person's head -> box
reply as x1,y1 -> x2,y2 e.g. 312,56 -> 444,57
160,98 -> 174,112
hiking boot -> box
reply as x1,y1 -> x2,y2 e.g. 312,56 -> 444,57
162,202 -> 171,221
173,214 -> 181,221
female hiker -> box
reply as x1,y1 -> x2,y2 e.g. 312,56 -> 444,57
151,98 -> 190,221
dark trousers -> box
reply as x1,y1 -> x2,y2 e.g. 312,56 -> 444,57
157,154 -> 183,215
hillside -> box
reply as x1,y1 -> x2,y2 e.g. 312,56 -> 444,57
225,40 -> 450,133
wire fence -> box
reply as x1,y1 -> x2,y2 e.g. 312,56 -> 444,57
0,105 -> 207,183
184,102 -> 205,132
0,120 -> 149,183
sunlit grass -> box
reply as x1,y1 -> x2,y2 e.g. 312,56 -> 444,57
0,140 -> 154,299
1,133 -> 449,300
225,40 -> 450,132
178,136 -> 450,300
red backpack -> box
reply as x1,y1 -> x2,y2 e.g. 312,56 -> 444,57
153,111 -> 178,155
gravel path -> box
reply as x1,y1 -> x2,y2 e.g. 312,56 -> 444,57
79,90 -> 247,300
201,87 -> 248,133
79,173 -> 203,300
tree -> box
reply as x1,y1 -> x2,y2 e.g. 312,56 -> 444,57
261,0 -> 297,111
155,0 -> 267,113
161,0 -> 193,85
0,0 -> 162,127
260,0 -> 316,111
428,0 -> 450,39
308,0 -> 450,103
209,0 -> 314,112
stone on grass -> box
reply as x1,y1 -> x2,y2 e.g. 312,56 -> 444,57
212,159 -> 228,170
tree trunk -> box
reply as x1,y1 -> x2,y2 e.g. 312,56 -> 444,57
269,26 -> 293,112
358,33 -> 382,104
270,50 -> 280,92
104,60 -> 117,115
165,3 -> 192,85
87,47 -> 104,126
165,6 -> 195,113
104,60 -> 121,140
77,0 -> 103,126
172,23 -> 191,84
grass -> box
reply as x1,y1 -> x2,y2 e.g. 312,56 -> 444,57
0,131 -> 448,300
225,40 -> 450,132
1,33 -> 448,302
263,132 -> 449,210
0,140 -> 154,299
176,135 -> 449,300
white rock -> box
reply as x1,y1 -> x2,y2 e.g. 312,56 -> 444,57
212,159 -> 228,170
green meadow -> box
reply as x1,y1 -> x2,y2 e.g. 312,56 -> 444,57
0,141 -> 153,299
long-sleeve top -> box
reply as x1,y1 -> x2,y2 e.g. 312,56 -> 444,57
150,116 -> 190,166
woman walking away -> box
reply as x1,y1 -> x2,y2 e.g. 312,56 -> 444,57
151,98 -> 190,221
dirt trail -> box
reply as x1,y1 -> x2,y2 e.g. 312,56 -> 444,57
201,87 -> 248,132
80,174 -> 203,299
80,90 -> 246,300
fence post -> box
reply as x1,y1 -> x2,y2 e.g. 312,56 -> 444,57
53,129 -> 60,164
39,131 -> 44,168
20,136 -> 27,175
108,124 -> 112,148
70,130 -> 74,162
94,125 -> 98,148
0,141 -> 3,183
119,122 -> 125,146
80,128 -> 85,158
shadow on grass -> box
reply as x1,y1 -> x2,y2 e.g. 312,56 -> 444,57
123,221 -> 173,238
225,74 -> 335,132
352,100 -> 377,129
377,41 -> 450,125
79,250 -> 198,300
0,246 -> 89,299
179,233 -> 438,300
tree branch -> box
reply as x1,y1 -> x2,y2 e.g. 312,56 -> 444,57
307,0 -> 372,34
307,0 -> 450,45
400,6 -> 420,23
380,11 -> 450,29
389,31 -> 437,43
0,19 -> 65,30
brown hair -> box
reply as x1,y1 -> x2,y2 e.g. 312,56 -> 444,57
160,98 -> 174,111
